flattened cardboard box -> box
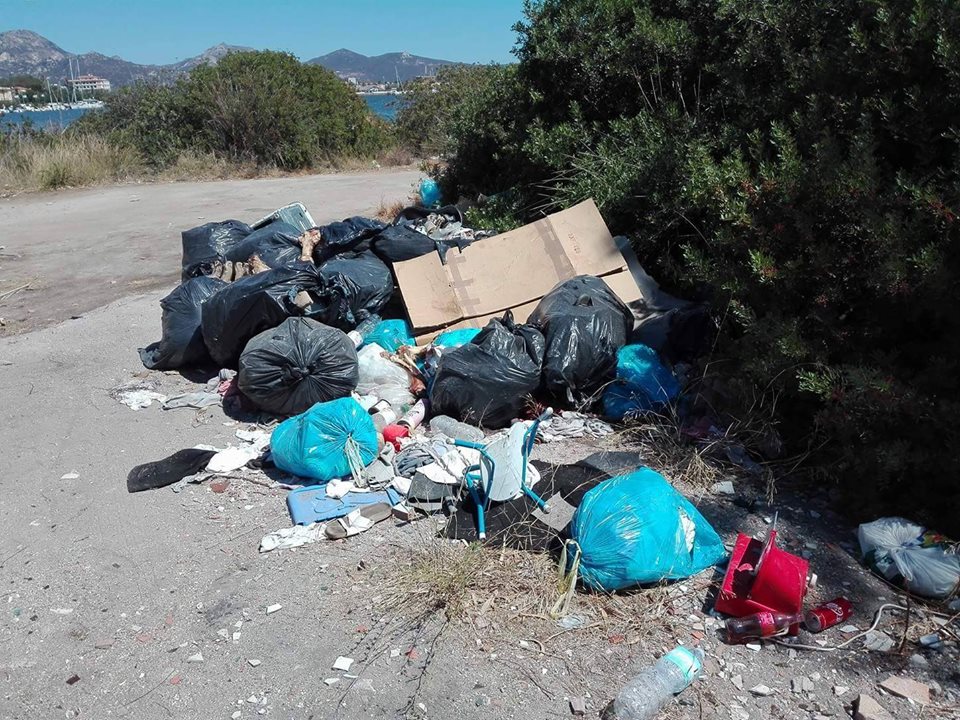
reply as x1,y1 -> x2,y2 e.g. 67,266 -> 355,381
394,199 -> 641,343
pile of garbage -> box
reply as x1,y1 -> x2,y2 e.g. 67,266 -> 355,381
128,197 -> 727,566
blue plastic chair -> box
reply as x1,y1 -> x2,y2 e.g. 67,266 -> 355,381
453,409 -> 553,540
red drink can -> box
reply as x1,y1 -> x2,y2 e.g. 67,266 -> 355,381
805,597 -> 853,632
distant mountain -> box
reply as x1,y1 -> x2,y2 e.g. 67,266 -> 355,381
0,30 -> 458,88
166,43 -> 253,73
0,30 -> 247,87
307,49 -> 457,83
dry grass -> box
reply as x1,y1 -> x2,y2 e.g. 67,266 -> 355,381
377,145 -> 415,167
374,197 -> 409,222
157,150 -> 237,182
0,134 -> 143,193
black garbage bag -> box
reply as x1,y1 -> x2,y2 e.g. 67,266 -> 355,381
429,311 -> 545,429
139,276 -> 227,370
314,216 -> 386,262
181,219 -> 253,281
200,263 -> 327,368
238,317 -> 359,416
316,251 -> 393,329
241,221 -> 304,268
527,275 -> 632,405
369,223 -> 439,263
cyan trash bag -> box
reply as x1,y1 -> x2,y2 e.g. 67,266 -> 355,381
602,344 -> 680,420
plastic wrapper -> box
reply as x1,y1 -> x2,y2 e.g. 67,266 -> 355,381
429,312 -> 545,429
363,319 -> 415,352
139,276 -> 226,370
356,343 -> 415,411
858,517 -> 960,598
527,275 -> 632,405
270,397 -> 379,483
238,318 -> 359,416
569,468 -> 727,590
602,344 -> 680,420
180,219 -> 253,281
200,263 -> 326,367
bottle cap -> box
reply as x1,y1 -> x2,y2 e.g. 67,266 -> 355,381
662,646 -> 703,685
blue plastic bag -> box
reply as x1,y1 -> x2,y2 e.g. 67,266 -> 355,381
419,178 -> 442,207
602,344 -> 680,420
433,328 -> 480,348
569,468 -> 727,590
271,397 -> 379,483
363,319 -> 415,353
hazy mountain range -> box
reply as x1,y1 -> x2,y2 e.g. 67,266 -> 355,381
0,29 -> 456,87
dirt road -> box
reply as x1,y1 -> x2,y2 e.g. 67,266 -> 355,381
0,169 -> 420,335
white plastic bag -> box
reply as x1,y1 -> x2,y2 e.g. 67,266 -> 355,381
356,343 -> 415,411
858,517 -> 960,598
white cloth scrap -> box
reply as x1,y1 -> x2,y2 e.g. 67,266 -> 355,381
259,523 -> 324,553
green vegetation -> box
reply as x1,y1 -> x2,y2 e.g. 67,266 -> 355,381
403,0 -> 960,532
77,51 -> 392,170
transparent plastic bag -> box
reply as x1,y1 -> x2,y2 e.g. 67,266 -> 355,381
356,343 -> 415,411
858,517 -> 960,598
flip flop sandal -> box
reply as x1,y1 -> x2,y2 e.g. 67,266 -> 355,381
325,502 -> 393,540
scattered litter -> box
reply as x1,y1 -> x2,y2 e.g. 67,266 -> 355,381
862,630 -> 895,652
66,674 -> 80,685
858,517 -> 960,598
324,677 -> 339,686
610,647 -> 702,719
186,652 -> 204,663
259,524 -> 324,553
711,480 -> 735,495
749,684 -> 774,697
117,389 -> 168,410
248,659 -> 261,667
569,697 -> 586,716
332,656 -> 354,671
60,471 -> 79,480
265,604 -> 282,615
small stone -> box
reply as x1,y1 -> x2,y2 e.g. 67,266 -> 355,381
519,640 -> 530,648
729,704 -> 749,720
265,604 -> 282,615
94,640 -> 114,649
879,675 -> 930,705
333,656 -> 354,671
731,674 -> 744,691
803,677 -> 815,693
248,659 -> 261,667
569,696 -> 586,715
324,678 -> 339,686
745,642 -> 762,652
246,695 -> 258,704
863,630 -> 894,652
389,649 -> 401,658
853,693 -> 894,720
232,712 -> 241,719
919,633 -> 942,649
749,684 -> 774,697
811,672 -> 821,681
61,472 -> 79,480
834,685 -> 849,696
66,674 -> 80,685
909,653 -> 929,669
712,480 -> 735,495
839,625 -> 859,633
217,628 -> 229,640
788,649 -> 797,660
475,695 -> 491,707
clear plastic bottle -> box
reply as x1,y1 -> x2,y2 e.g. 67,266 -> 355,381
348,314 -> 382,347
429,415 -> 484,442
610,646 -> 703,720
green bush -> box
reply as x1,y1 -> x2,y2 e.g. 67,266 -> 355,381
76,50 -> 391,170
417,0 -> 960,533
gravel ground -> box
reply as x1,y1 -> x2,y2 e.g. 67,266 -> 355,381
1,289 -> 957,720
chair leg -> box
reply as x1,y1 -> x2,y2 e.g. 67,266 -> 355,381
522,484 -> 550,513
466,479 -> 487,540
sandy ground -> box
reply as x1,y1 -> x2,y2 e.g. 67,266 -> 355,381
1,176 -> 958,720
0,169 -> 420,335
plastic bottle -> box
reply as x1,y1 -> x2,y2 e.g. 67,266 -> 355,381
397,399 -> 428,430
725,611 -> 804,643
429,415 -> 484,442
611,646 -> 703,720
368,400 -> 398,432
347,314 -> 382,348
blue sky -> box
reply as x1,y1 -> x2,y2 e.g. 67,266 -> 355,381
1,0 -> 526,64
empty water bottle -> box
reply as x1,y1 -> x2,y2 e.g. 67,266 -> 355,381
347,314 -> 382,348
610,646 -> 703,720
429,415 -> 484,442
